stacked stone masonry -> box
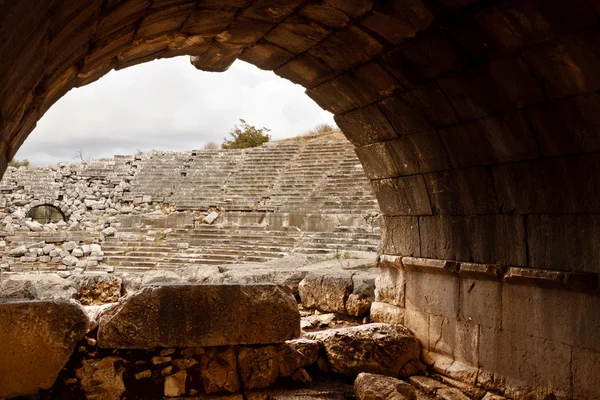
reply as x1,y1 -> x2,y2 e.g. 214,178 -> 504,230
2,1 -> 600,399
0,135 -> 380,273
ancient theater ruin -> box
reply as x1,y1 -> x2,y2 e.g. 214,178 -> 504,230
1,0 -> 600,399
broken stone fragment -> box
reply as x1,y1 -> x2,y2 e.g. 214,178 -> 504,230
0,300 -> 88,398
199,347 -> 240,394
354,372 -> 417,400
97,284 -> 300,348
164,370 -> 187,397
305,323 -> 420,377
299,271 -> 354,314
76,357 -> 126,400
237,338 -> 320,390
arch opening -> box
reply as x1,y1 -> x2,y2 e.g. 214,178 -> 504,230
25,203 -> 66,224
1,1 -> 600,399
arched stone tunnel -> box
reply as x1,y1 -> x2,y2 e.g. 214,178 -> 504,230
1,0 -> 599,398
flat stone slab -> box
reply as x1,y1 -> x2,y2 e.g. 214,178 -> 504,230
97,284 -> 300,348
0,300 -> 88,398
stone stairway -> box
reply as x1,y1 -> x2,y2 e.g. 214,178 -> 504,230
99,224 -> 380,273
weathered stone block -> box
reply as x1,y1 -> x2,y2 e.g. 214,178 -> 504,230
573,347 -> 600,399
403,308 -> 429,349
526,214 -> 600,274
526,91 -> 600,156
424,167 -> 498,215
182,8 -> 237,36
475,0 -> 595,54
355,143 -> 400,180
137,2 -> 195,38
298,2 -> 350,29
355,372 -> 417,400
239,43 -> 294,70
265,15 -> 330,54
404,268 -> 459,318
438,111 -> 540,168
385,131 -> 452,176
419,215 -> 527,266
275,54 -> 335,88
371,176 -> 433,216
375,262 -> 405,307
439,57 -> 545,120
428,314 -> 479,366
459,277 -> 501,330
97,284 -> 300,348
361,0 -> 436,45
199,347 -> 240,394
522,29 -> 600,99
308,26 -> 383,72
306,324 -> 419,377
493,154 -> 600,214
0,300 -> 88,398
370,302 -> 405,325
241,0 -> 303,23
298,271 -> 353,314
478,327 -> 572,399
502,283 -> 600,350
379,84 -> 459,135
380,216 -> 420,257
380,31 -> 469,88
334,104 -> 398,146
306,63 -> 402,114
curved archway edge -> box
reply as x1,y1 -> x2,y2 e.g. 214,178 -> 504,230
1,1 -> 600,398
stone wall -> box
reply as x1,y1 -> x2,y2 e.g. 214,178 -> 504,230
2,1 -> 600,399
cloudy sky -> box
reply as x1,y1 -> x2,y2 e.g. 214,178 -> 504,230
16,57 -> 335,166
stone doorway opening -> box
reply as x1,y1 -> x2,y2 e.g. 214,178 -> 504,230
25,204 -> 66,224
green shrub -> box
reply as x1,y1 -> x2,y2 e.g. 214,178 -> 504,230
8,158 -> 30,168
222,119 -> 271,149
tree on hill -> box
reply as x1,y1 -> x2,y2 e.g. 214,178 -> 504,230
8,158 -> 30,168
222,119 -> 271,149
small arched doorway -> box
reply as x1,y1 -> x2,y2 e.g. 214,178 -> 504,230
25,204 -> 66,224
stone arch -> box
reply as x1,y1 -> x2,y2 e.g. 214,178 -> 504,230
25,203 -> 68,224
2,1 -> 600,398
26,199 -> 71,220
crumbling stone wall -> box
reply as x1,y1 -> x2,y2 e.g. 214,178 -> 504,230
2,1 -> 600,398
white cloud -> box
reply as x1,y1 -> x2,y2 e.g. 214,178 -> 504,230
17,57 -> 335,166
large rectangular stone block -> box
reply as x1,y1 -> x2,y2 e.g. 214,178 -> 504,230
526,92 -> 600,156
478,327 -> 572,399
438,110 -> 540,169
527,214 -> 600,273
380,216 -> 420,256
502,282 -> 600,351
459,276 -> 501,330
419,215 -> 527,266
404,268 -> 459,318
428,314 -> 479,366
573,347 -> 600,399
334,104 -> 398,146
355,143 -> 400,180
385,131 -> 452,176
424,167 -> 498,215
371,176 -> 432,216
523,29 -> 600,99
380,31 -> 469,88
378,83 -> 459,135
493,154 -> 600,214
375,262 -> 405,307
97,284 -> 300,348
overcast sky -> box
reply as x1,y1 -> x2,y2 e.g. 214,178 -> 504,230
16,57 -> 335,166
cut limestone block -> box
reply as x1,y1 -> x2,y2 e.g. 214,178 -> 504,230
0,300 -> 88,398
97,284 -> 300,348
